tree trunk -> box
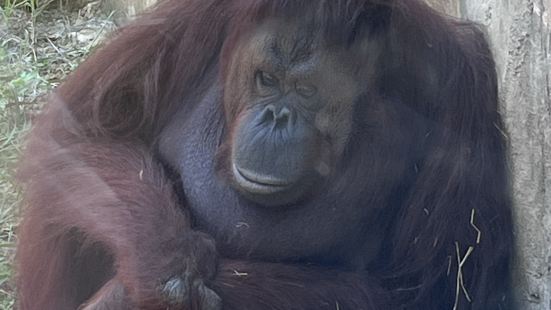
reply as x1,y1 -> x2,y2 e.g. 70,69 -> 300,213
101,0 -> 157,18
426,0 -> 461,16
457,1 -> 551,309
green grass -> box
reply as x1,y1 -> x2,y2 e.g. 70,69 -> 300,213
0,4 -> 115,307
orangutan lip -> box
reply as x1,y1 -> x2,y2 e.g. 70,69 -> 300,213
233,164 -> 290,194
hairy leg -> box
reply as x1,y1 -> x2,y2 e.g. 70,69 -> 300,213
79,279 -> 130,310
17,140 -> 219,309
81,259 -> 387,310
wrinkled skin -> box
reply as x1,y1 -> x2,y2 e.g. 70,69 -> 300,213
158,20 -> 405,265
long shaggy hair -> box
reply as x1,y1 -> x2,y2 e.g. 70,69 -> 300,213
16,1 -> 514,309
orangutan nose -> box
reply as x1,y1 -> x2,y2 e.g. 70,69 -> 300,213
260,105 -> 293,130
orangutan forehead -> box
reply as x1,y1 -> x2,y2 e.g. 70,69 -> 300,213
247,19 -> 324,64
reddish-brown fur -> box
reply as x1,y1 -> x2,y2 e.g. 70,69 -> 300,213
16,0 -> 514,309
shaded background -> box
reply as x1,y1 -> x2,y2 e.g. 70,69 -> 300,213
427,1 -> 551,308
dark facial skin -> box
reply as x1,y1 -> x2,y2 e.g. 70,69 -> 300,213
158,20 -> 418,268
223,21 -> 365,206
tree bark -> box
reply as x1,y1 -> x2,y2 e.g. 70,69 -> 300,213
101,0 -> 157,19
457,1 -> 551,309
426,0 -> 461,16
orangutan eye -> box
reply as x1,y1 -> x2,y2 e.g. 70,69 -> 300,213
256,71 -> 279,88
296,83 -> 317,98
